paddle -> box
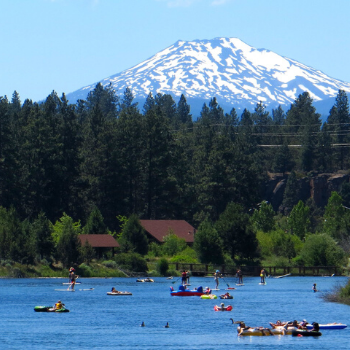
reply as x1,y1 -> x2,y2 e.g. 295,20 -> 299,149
172,276 -> 181,284
221,276 -> 231,288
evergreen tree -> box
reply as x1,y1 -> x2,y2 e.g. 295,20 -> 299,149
272,142 -> 293,173
282,171 -> 300,213
285,92 -> 321,170
176,94 -> 192,128
118,214 -> 148,255
215,202 -> 258,260
287,200 -> 310,240
142,104 -> 175,218
53,213 -> 82,267
32,212 -> 54,260
327,90 -> 350,169
115,89 -> 145,215
272,105 -> 286,125
83,207 -> 107,234
322,191 -> 349,239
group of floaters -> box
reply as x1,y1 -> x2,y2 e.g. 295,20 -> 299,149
170,285 -> 233,311
233,319 -> 347,336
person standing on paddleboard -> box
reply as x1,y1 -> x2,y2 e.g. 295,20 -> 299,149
214,270 -> 221,289
237,268 -> 243,284
260,268 -> 266,283
69,268 -> 78,290
181,270 -> 187,286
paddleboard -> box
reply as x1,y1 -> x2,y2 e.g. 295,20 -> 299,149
63,282 -> 81,285
259,282 -> 266,285
78,288 -> 94,291
54,289 -> 75,292
236,284 -> 244,286
274,273 -> 291,279
212,288 -> 220,291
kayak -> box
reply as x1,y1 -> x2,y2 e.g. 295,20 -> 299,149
214,305 -> 232,311
34,306 -> 69,312
292,329 -> 322,336
107,291 -> 132,296
201,294 -> 217,299
306,323 -> 347,330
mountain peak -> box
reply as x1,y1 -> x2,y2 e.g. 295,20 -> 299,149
66,38 -> 350,114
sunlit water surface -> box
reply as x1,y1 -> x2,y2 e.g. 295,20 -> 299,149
0,275 -> 349,349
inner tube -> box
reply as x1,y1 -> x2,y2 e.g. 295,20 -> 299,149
292,330 -> 322,337
214,305 -> 233,311
201,294 -> 217,299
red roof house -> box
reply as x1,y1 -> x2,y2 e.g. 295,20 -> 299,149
79,234 -> 119,257
139,220 -> 196,244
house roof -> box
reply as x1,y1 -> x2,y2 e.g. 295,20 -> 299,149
139,220 -> 196,243
79,234 -> 119,248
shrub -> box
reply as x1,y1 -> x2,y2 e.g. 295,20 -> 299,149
170,247 -> 198,263
114,253 -> 148,273
157,258 -> 169,276
102,260 -> 117,268
299,233 -> 345,266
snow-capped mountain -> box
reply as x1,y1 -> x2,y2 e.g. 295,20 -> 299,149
66,37 -> 350,116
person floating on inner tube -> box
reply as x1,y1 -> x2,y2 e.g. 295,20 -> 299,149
214,270 -> 221,289
310,322 -> 320,332
220,292 -> 231,299
205,286 -> 211,294
300,319 -> 308,329
269,320 -> 283,328
312,283 -> 318,292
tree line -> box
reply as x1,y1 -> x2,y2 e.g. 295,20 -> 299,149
0,84 -> 349,268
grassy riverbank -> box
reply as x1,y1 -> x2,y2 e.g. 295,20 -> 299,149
0,261 -> 128,278
323,278 -> 350,305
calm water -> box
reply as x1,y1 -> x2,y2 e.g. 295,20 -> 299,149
0,275 -> 349,349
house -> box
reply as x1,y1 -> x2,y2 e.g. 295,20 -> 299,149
79,234 -> 119,257
139,220 -> 196,245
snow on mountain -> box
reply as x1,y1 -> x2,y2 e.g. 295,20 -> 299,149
66,37 -> 350,115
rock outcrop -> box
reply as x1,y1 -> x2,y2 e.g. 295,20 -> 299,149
265,172 -> 350,212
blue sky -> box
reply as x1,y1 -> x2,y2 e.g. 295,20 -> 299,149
1,0 -> 350,102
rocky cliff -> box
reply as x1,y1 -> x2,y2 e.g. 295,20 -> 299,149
264,172 -> 350,213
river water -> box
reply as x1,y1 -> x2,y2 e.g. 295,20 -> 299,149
0,275 -> 349,349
